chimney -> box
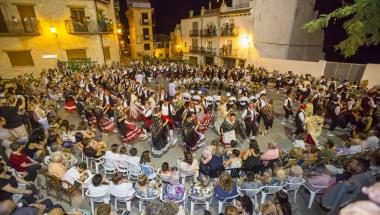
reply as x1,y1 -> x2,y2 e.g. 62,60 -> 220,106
189,10 -> 194,18
201,6 -> 205,16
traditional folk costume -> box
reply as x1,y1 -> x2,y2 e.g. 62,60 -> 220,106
64,91 -> 77,112
295,105 -> 306,135
214,102 -> 228,135
282,96 -> 293,124
116,108 -> 146,144
94,105 -> 115,132
257,95 -> 272,134
182,116 -> 201,151
195,105 -> 212,133
84,101 -> 97,128
242,105 -> 258,140
220,117 -> 239,146
151,115 -> 171,155
160,101 -> 176,142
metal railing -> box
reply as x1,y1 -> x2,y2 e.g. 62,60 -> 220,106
219,48 -> 238,58
0,20 -> 40,34
203,47 -> 217,55
97,0 -> 111,4
189,46 -> 202,53
189,46 -> 217,55
201,29 -> 217,37
189,30 -> 199,37
234,2 -> 250,9
220,26 -> 239,37
65,19 -> 114,33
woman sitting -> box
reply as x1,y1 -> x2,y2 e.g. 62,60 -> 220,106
190,175 -> 214,200
200,145 -> 224,178
87,174 -> 110,202
176,150 -> 199,181
242,141 -> 263,174
257,169 -> 287,186
47,153 -> 68,179
135,174 -> 160,198
284,165 -> 304,186
236,195 -> 254,215
239,171 -> 261,190
109,172 -> 135,198
9,142 -> 41,182
162,181 -> 186,203
82,139 -> 107,158
260,142 -> 280,167
224,149 -> 242,174
159,162 -> 179,184
262,191 -> 292,215
214,172 -> 239,201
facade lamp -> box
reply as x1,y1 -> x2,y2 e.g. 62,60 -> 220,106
117,28 -> 122,34
50,25 -> 57,33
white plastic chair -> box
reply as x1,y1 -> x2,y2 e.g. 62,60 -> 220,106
103,157 -> 118,176
88,156 -> 104,174
189,192 -> 213,215
75,170 -> 93,199
112,191 -> 135,211
135,193 -> 159,212
260,185 -> 283,204
238,187 -> 262,210
85,190 -> 110,215
216,193 -> 240,214
283,179 -> 305,203
303,182 -> 328,208
125,162 -> 143,180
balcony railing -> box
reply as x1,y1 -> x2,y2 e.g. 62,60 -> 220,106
97,0 -> 111,4
203,47 -> 217,55
189,46 -> 216,55
189,30 -> 199,37
219,48 -> 238,58
0,19 -> 40,35
201,29 -> 217,37
220,26 -> 239,37
234,2 -> 250,9
65,19 -> 114,34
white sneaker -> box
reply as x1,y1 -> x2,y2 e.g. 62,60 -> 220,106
327,132 -> 335,137
281,120 -> 287,125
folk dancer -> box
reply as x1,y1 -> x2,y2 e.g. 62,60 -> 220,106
242,101 -> 258,140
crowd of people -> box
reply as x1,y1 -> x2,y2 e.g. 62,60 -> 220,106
0,61 -> 379,215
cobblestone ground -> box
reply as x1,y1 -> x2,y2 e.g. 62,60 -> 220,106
41,82 -> 343,214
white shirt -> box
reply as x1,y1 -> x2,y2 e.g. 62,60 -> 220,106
298,111 -> 305,123
242,108 -> 257,121
168,82 -> 176,97
62,167 -> 80,187
161,104 -> 175,116
347,99 -> 355,110
284,97 -> 292,108
135,73 -> 144,84
366,136 -> 379,150
119,154 -> 140,167
109,182 -> 135,197
88,183 -> 110,198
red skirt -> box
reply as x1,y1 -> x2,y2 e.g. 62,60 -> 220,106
198,113 -> 212,133
122,122 -> 142,144
162,115 -> 173,128
100,117 -> 115,132
142,116 -> 153,127
65,97 -> 77,112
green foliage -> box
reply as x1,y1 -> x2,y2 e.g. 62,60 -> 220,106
303,0 -> 380,58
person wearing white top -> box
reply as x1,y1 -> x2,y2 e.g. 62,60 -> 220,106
87,174 -> 110,202
61,162 -> 88,189
109,172 -> 135,198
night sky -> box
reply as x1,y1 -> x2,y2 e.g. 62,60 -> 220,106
120,0 -> 380,63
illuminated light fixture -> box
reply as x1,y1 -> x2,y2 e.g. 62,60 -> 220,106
240,34 -> 252,48
42,55 -> 58,59
117,28 -> 122,34
176,44 -> 180,48
50,25 -> 56,33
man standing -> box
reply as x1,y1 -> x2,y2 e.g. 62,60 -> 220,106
160,99 -> 176,143
327,100 -> 342,137
168,79 -> 176,99
295,104 -> 306,135
242,102 -> 258,140
282,92 -> 293,125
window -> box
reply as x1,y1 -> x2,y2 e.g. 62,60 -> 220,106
144,43 -> 150,50
66,49 -> 87,60
184,42 -> 187,47
103,47 -> 110,59
70,8 -> 86,22
7,51 -> 34,67
143,28 -> 149,40
141,13 -> 149,25
207,41 -> 212,48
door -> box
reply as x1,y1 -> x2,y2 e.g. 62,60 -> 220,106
0,9 -> 7,33
192,38 -> 198,52
192,21 -> 198,30
205,56 -> 214,65
227,40 -> 232,55
17,6 -> 36,33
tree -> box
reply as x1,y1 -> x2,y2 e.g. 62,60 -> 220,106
303,0 -> 380,58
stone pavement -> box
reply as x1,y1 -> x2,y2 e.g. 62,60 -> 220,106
41,84 -> 344,214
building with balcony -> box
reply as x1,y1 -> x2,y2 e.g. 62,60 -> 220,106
154,33 -> 169,59
126,0 -> 154,59
175,0 -> 257,67
0,0 -> 120,78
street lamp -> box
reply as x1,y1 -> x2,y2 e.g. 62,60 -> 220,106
117,28 -> 122,34
50,25 -> 56,33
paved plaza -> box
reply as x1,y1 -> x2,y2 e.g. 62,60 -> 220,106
39,82 -> 347,215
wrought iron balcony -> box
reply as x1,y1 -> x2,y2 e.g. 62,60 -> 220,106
65,19 -> 114,34
189,30 -> 199,37
97,0 -> 111,4
220,26 -> 239,37
219,48 -> 238,58
203,47 -> 217,55
189,46 -> 202,53
201,29 -> 217,37
0,19 -> 40,35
